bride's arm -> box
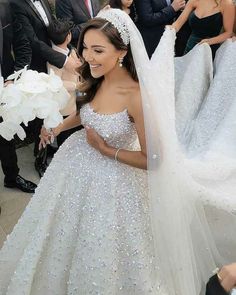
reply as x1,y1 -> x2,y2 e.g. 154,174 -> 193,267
86,91 -> 147,170
39,111 -> 81,149
171,0 -> 196,32
52,111 -> 81,135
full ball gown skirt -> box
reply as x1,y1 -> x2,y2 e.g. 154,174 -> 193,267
0,104 -> 160,295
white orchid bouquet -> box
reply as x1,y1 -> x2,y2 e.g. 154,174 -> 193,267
0,67 -> 70,141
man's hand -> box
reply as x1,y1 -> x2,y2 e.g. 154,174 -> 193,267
171,0 -> 186,11
218,263 -> 236,292
64,55 -> 82,74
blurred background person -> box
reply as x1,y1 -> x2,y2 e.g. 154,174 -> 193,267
175,2 -> 192,57
0,0 -> 37,194
206,263 -> 236,294
172,0 -> 234,58
134,0 -> 186,58
10,0 -> 81,177
56,0 -> 101,47
109,0 -> 133,14
47,19 -> 82,148
108,0 -> 137,20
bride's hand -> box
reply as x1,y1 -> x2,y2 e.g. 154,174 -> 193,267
39,124 -> 63,150
85,126 -> 107,153
39,127 -> 52,150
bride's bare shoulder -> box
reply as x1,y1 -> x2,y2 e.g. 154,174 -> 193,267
125,82 -> 142,113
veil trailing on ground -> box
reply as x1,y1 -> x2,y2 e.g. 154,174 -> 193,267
98,9 -> 226,295
147,21 -> 236,295
142,29 -> 223,294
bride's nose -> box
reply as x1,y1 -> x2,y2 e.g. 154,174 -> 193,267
84,50 -> 94,63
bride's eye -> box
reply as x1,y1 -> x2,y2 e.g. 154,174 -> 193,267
94,50 -> 103,54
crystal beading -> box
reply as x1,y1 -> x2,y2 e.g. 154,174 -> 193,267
96,9 -> 130,45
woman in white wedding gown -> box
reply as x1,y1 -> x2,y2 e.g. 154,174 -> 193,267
1,8 -> 236,295
0,10 -> 163,295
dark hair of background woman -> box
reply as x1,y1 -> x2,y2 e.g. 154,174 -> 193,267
76,18 -> 138,110
108,1 -> 138,22
108,0 -> 123,9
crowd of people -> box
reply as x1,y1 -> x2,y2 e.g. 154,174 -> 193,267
0,0 -> 236,294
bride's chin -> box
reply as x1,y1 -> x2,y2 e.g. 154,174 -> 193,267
90,72 -> 103,79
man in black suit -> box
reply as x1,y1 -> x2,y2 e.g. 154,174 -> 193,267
10,0 -> 79,73
206,264 -> 236,295
9,0 -> 81,176
56,0 -> 101,47
0,0 -> 37,193
134,0 -> 186,58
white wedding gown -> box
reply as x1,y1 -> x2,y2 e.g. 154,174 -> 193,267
174,40 -> 236,263
0,104 -> 164,295
1,12 -> 236,293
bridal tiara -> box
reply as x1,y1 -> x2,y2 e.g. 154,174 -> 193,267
96,9 -> 130,46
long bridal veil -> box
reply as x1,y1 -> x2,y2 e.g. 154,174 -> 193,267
123,8 -> 236,295
124,13 -> 221,294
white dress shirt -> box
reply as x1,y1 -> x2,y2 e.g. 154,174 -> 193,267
166,0 -> 171,5
30,0 -> 49,27
51,43 -> 70,57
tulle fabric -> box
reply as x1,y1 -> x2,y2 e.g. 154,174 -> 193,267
125,12 -> 222,294
1,8 -> 236,295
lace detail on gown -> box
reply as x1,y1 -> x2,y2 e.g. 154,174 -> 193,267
0,104 -> 163,295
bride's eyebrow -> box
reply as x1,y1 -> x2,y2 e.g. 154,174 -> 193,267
83,42 -> 106,49
91,45 -> 106,48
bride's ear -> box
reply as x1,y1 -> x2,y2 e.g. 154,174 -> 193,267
119,50 -> 128,60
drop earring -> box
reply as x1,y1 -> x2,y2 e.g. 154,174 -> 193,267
119,57 -> 124,67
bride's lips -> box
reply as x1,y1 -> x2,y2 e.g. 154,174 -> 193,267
89,64 -> 101,69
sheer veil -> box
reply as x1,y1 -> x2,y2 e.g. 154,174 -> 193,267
97,9 -> 230,295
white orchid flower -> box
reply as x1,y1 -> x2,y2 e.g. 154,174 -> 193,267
47,69 -> 64,92
0,69 -> 69,141
0,84 -> 23,108
7,65 -> 28,82
0,121 -> 26,141
52,87 -> 70,109
43,111 -> 63,129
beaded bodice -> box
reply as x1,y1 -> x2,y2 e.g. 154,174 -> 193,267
80,103 -> 138,149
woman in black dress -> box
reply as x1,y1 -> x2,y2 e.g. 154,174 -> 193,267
171,0 -> 234,58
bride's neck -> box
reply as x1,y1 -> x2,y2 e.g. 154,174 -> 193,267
103,66 -> 130,86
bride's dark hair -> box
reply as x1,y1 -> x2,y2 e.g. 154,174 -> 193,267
76,18 -> 138,110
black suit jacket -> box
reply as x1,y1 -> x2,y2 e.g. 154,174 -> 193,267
135,0 -> 177,57
9,0 -> 66,73
0,0 -> 31,79
56,0 -> 100,47
206,275 -> 228,295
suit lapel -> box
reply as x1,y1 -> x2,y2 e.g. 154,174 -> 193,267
90,0 -> 96,17
79,0 -> 91,18
23,0 -> 48,27
91,0 -> 99,16
40,0 -> 53,24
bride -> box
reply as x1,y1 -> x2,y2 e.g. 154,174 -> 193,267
0,9 -> 164,295
0,8 -> 235,295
